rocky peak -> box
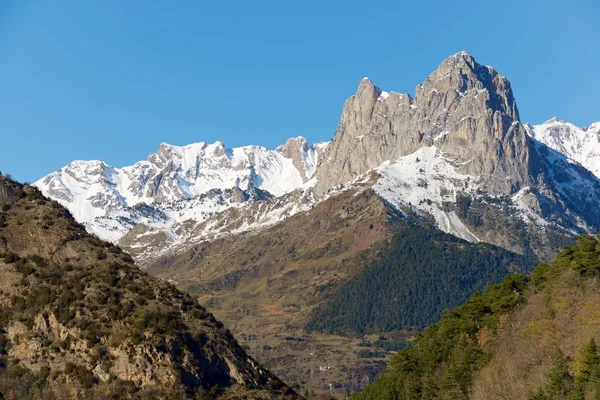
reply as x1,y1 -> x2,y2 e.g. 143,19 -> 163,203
0,175 -> 23,206
150,142 -> 183,168
278,136 -> 313,182
314,52 -> 530,196
418,51 -> 519,121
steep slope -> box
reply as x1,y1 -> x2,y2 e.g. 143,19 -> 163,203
35,137 -> 326,242
353,235 -> 600,400
314,51 -> 528,196
314,52 -> 600,249
527,118 -> 600,178
306,227 -> 533,334
0,175 -> 296,399
144,182 -> 535,396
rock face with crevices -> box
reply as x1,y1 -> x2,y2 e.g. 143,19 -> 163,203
314,52 -> 529,196
313,52 -> 600,235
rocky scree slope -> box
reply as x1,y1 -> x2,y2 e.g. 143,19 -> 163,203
0,175 -> 297,399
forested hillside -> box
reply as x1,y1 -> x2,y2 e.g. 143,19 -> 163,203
352,234 -> 600,400
307,227 -> 536,334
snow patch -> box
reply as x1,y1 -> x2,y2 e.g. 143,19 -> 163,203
373,146 -> 480,242
527,119 -> 600,179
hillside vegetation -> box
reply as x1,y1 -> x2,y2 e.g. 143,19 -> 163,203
353,234 -> 600,400
307,227 -> 535,334
144,186 -> 546,397
0,175 -> 296,399
146,188 -> 407,395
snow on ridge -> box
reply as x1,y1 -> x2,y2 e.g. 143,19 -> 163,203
586,122 -> 600,133
373,146 -> 480,243
526,119 -> 600,179
35,136 -> 325,243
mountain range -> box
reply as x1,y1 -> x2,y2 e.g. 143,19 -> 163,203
36,52 -> 600,264
31,51 -> 600,397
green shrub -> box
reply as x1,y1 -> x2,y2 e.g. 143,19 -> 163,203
2,252 -> 19,263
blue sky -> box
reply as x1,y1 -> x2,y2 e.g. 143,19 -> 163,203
1,0 -> 598,183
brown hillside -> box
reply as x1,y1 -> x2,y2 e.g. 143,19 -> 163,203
147,188 -> 407,395
0,175 -> 297,400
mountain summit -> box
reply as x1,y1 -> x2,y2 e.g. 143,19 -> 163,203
314,51 -> 526,196
311,52 -> 600,245
36,52 -> 600,262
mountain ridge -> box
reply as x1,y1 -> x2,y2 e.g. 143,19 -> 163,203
35,51 -> 600,265
526,118 -> 600,178
36,137 -> 327,242
0,175 -> 298,399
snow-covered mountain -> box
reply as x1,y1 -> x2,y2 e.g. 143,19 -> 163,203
35,52 -> 600,264
35,137 -> 327,242
526,117 -> 600,178
310,52 -> 600,252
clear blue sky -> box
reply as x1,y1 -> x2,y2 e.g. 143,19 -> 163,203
1,0 -> 598,183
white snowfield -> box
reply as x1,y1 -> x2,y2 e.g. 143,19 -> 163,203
373,146 -> 480,243
35,115 -> 600,256
527,117 -> 600,179
35,137 -> 326,243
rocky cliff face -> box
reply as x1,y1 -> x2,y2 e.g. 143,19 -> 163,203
0,176 -> 297,399
0,174 -> 22,205
313,52 -> 600,243
314,52 -> 530,196
277,136 -> 323,182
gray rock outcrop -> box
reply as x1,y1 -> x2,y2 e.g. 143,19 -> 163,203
314,52 -> 529,196
278,137 -> 313,182
314,51 -> 600,232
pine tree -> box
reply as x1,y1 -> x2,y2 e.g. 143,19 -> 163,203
545,349 -> 573,399
571,339 -> 600,400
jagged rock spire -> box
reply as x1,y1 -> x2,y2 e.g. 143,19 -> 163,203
314,52 -> 530,196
